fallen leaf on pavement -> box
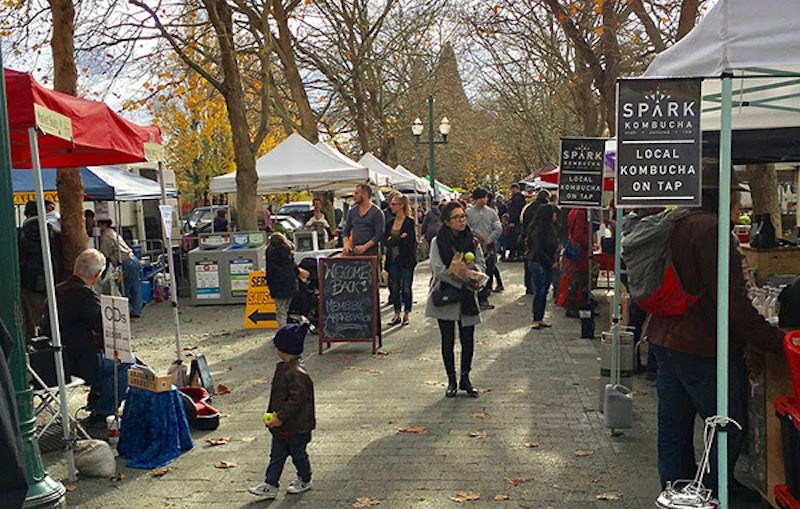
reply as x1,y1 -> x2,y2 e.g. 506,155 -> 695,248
417,357 -> 430,362
504,477 -> 527,486
478,387 -> 492,393
361,367 -> 382,374
469,431 -> 488,439
64,484 -> 77,492
549,376 -> 562,381
344,366 -> 358,370
352,496 -> 382,508
215,384 -> 231,395
596,491 -> 621,500
220,413 -> 231,418
374,351 -> 389,357
151,468 -> 170,477
241,437 -> 257,443
591,375 -> 601,381
250,379 -> 267,385
574,450 -> 594,457
450,491 -> 481,502
424,380 -> 444,386
398,426 -> 428,434
214,460 -> 237,469
205,437 -> 230,446
110,473 -> 126,482
584,407 -> 595,413
523,441 -> 540,448
225,366 -> 232,372
472,411 -> 490,420
493,494 -> 510,501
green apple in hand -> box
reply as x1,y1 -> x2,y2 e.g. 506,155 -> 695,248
464,252 -> 475,263
262,412 -> 274,425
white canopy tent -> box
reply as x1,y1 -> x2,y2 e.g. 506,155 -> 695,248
209,133 -> 378,194
358,152 -> 410,190
394,164 -> 431,194
626,1 -> 800,506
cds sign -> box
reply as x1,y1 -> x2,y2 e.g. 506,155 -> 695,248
616,79 -> 702,207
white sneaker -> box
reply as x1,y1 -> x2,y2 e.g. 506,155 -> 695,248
286,478 -> 312,494
248,482 -> 278,498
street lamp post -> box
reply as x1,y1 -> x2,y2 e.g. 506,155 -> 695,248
412,95 -> 450,201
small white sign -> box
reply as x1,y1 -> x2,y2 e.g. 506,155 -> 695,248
159,205 -> 173,239
100,295 -> 133,363
95,202 -> 110,221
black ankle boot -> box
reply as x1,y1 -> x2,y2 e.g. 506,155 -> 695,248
446,374 -> 457,398
459,372 -> 478,397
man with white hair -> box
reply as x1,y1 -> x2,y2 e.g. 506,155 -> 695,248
41,248 -> 134,425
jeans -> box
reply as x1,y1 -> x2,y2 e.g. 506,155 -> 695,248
388,262 -> 413,313
265,431 -> 312,486
89,354 -> 133,417
527,260 -> 552,322
438,320 -> 475,376
121,256 -> 143,317
651,344 -> 748,496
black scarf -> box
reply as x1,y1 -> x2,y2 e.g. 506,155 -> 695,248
436,226 -> 480,316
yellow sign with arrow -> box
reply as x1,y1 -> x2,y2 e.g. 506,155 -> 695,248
244,270 -> 278,329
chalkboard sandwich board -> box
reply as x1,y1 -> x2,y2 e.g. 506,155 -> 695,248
318,256 -> 378,354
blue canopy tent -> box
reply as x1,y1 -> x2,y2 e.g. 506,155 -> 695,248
12,166 -> 177,201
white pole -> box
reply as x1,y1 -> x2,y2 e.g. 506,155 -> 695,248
28,128 -> 77,481
158,162 -> 182,360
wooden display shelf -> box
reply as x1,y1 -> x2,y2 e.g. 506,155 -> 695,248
742,246 -> 800,285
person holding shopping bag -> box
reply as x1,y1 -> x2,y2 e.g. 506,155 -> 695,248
425,202 -> 487,398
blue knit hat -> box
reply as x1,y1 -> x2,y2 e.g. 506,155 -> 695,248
273,324 -> 308,355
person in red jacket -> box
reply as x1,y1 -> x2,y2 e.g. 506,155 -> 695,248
561,208 -> 589,318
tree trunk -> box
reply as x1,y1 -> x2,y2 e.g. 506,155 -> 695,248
745,163 -> 782,235
49,0 -> 88,269
677,0 -> 701,41
210,0 -> 258,230
272,0 -> 318,143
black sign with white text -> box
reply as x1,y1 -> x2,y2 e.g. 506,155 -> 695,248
557,137 -> 606,209
616,78 -> 702,208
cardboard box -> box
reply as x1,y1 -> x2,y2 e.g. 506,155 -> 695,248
128,367 -> 172,393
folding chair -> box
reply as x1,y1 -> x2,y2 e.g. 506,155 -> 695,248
27,343 -> 91,441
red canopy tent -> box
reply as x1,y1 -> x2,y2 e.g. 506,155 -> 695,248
3,68 -> 164,482
5,68 -> 161,168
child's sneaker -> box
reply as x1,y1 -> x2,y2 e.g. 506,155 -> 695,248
286,478 -> 312,494
248,482 -> 278,498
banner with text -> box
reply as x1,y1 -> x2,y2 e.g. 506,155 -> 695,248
557,137 -> 607,209
616,78 -> 702,208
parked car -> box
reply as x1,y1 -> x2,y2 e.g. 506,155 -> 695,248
182,205 -> 229,234
277,201 -> 313,223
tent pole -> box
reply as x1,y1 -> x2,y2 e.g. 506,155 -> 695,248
716,71 -> 733,509
29,127 -> 77,482
159,162 -> 182,360
610,205 -> 623,386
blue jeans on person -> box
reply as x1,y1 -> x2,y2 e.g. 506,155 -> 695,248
388,261 -> 413,313
651,344 -> 748,496
122,256 -> 143,317
265,431 -> 312,486
89,354 -> 133,417
527,260 -> 552,322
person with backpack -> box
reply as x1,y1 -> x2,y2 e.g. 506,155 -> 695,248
626,165 -> 784,503
18,200 -> 63,340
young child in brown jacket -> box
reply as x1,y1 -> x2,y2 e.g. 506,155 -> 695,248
249,324 -> 315,499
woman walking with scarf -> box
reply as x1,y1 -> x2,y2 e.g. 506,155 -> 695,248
425,202 -> 487,398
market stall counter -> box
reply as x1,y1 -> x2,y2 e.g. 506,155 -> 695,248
746,330 -> 800,507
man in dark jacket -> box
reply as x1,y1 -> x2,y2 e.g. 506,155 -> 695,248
18,200 -> 63,340
521,190 -> 549,293
649,172 -> 784,503
41,248 -> 133,424
505,183 -> 526,261
421,201 -> 443,244
250,324 -> 315,499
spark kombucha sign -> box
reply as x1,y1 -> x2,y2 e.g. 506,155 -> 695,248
616,78 -> 702,208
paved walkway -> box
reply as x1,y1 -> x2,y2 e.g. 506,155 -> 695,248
45,261 -> 663,508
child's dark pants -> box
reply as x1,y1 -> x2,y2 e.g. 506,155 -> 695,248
265,431 -> 312,485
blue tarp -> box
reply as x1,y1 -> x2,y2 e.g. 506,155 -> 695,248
12,166 -> 178,202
